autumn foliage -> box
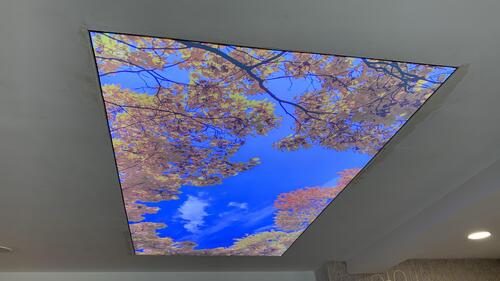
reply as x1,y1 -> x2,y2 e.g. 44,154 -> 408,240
91,32 -> 452,255
274,168 -> 360,231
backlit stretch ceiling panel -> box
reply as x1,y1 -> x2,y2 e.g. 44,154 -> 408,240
90,31 -> 455,256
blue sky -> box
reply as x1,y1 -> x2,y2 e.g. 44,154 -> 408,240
111,68 -> 371,250
139,117 -> 370,249
93,32 -> 455,251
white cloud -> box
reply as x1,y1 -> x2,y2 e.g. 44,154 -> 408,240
228,201 -> 248,210
180,204 -> 275,242
241,205 -> 275,227
178,195 -> 209,233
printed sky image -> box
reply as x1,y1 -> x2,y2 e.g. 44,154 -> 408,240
90,31 -> 455,256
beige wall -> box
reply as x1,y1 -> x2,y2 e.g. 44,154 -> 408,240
0,271 -> 315,281
316,259 -> 500,281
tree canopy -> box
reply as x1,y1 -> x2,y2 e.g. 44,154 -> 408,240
91,32 -> 453,255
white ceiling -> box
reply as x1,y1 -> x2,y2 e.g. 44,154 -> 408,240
1,0 -> 499,273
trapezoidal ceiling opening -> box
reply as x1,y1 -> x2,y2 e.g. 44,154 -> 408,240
89,30 -> 456,256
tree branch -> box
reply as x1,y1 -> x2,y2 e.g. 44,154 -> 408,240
176,40 -> 326,123
361,59 -> 440,88
249,51 -> 286,69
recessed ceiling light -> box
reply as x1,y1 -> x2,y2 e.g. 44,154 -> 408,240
467,231 -> 491,240
0,245 -> 13,254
